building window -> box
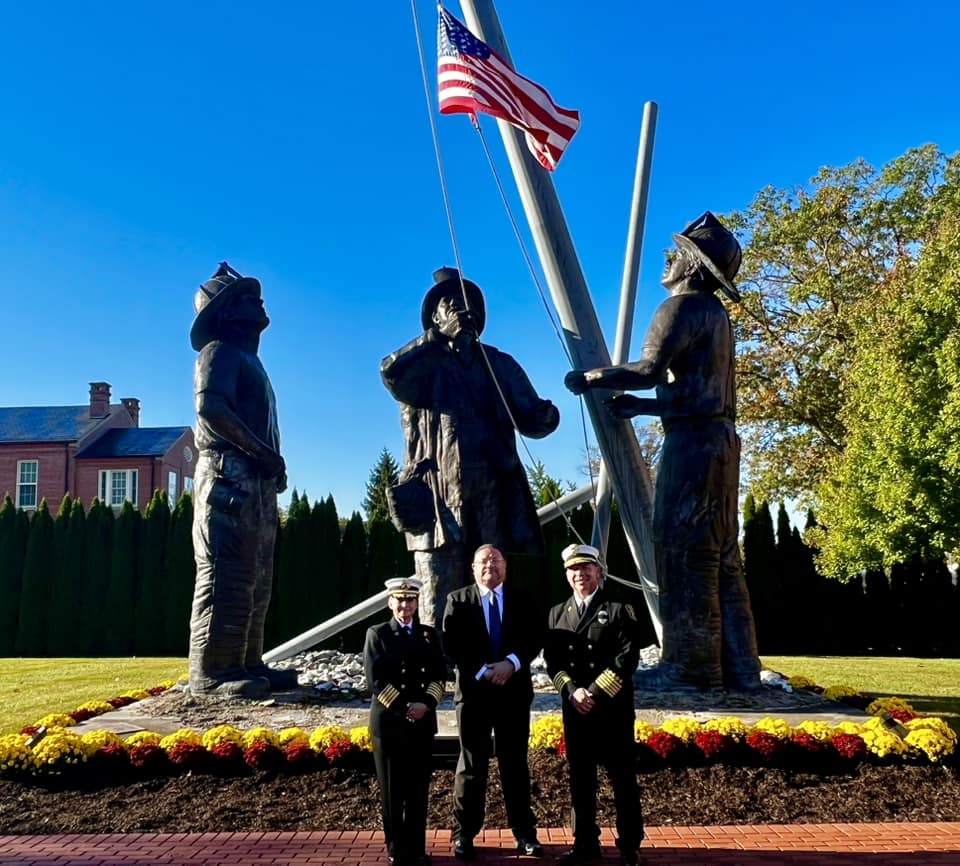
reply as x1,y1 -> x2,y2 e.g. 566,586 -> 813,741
184,477 -> 194,495
16,460 -> 38,509
99,469 -> 138,508
168,470 -> 178,506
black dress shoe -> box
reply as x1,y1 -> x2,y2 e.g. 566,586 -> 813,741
516,836 -> 544,856
453,838 -> 476,861
558,845 -> 602,865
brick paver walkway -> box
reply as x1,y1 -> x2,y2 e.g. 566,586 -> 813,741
3,824 -> 960,865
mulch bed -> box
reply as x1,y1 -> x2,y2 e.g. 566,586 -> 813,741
5,752 -> 960,834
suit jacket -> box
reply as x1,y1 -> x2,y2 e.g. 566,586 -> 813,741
544,588 -> 639,720
363,618 -> 447,741
442,582 -> 543,705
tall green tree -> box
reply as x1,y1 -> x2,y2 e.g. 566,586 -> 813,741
812,166 -> 960,576
316,494 -> 342,624
103,501 -> 141,655
741,496 -> 777,651
162,492 -> 195,655
0,496 -> 28,656
362,448 -> 401,522
526,460 -> 568,507
15,500 -> 55,655
79,499 -> 114,654
339,511 -> 368,604
48,497 -> 85,656
726,145 -> 956,503
135,491 -> 170,655
275,489 -> 312,641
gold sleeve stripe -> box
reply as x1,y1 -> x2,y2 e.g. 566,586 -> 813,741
426,682 -> 444,702
595,669 -> 622,697
377,685 -> 401,708
552,671 -> 573,693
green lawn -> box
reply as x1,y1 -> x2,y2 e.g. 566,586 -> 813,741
763,655 -> 960,731
0,658 -> 186,735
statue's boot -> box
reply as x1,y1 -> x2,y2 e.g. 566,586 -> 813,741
247,663 -> 299,690
189,670 -> 271,699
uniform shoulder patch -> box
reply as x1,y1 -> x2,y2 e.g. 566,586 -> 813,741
624,604 -> 636,621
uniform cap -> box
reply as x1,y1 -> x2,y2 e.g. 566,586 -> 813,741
562,543 -> 603,569
385,577 -> 421,598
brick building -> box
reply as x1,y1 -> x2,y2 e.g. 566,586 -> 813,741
0,382 -> 195,511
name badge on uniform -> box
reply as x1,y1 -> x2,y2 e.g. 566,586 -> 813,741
597,608 -> 609,625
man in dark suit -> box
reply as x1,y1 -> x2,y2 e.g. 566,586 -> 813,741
364,578 -> 447,866
544,544 -> 643,866
441,544 -> 544,860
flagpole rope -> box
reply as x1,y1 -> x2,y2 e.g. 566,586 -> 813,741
410,0 -> 590,546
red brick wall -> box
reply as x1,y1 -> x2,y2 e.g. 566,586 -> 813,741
0,443 -> 72,510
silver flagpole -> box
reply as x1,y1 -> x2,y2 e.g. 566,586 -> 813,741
458,0 -> 661,639
591,102 -> 658,557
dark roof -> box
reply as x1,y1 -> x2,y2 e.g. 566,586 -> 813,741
0,405 -> 112,443
75,427 -> 190,459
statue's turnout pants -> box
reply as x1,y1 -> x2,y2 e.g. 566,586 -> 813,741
654,420 -> 760,690
189,450 -> 277,692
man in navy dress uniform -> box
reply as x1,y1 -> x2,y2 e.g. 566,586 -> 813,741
364,578 -> 447,866
544,544 -> 643,866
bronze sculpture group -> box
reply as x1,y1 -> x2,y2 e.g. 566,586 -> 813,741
185,211 -> 760,861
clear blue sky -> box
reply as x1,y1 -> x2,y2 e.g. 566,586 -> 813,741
2,1 -> 957,517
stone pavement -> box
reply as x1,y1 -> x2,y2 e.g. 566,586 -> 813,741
3,824 -> 960,865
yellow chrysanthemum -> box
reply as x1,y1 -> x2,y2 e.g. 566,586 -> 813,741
349,726 -> 373,751
242,727 -> 280,749
752,717 -> 793,739
278,727 -> 310,747
865,697 -> 915,716
0,734 -> 33,775
124,731 -> 162,747
35,713 -> 76,729
201,725 -> 244,749
634,720 -> 657,743
159,729 -> 203,750
74,700 -> 115,716
661,717 -> 702,744
905,717 -> 958,743
120,689 -> 151,701
822,685 -> 861,701
860,728 -> 910,759
832,721 -> 863,736
787,675 -> 817,690
32,731 -> 87,771
80,730 -> 125,756
905,728 -> 955,763
309,725 -> 349,751
530,717 -> 565,749
703,717 -> 749,741
795,720 -> 833,742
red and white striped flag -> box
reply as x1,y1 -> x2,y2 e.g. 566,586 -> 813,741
437,5 -> 580,171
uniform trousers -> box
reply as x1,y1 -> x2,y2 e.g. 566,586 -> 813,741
373,731 -> 434,863
563,706 -> 642,852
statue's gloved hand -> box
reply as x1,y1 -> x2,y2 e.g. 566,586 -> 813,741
603,394 -> 644,419
260,451 -> 286,485
276,469 -> 288,494
565,369 -> 589,394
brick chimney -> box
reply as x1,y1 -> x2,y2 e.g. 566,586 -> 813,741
121,397 -> 141,426
89,382 -> 111,418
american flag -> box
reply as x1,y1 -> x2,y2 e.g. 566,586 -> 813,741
437,5 -> 580,171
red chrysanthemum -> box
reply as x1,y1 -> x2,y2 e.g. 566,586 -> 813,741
19,725 -> 40,736
888,709 -> 917,723
89,743 -> 130,772
745,731 -> 785,760
284,742 -> 316,766
323,740 -> 358,765
210,741 -> 244,762
147,685 -> 169,696
646,730 -> 684,761
107,696 -> 136,709
557,738 -> 567,761
68,708 -> 97,723
831,733 -> 867,762
790,732 -> 825,754
244,741 -> 283,771
128,743 -> 168,770
167,743 -> 209,768
693,729 -> 734,760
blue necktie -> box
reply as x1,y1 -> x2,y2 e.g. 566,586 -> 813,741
488,591 -> 502,658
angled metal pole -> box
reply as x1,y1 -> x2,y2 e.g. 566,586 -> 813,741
591,102 -> 658,555
458,0 -> 660,638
